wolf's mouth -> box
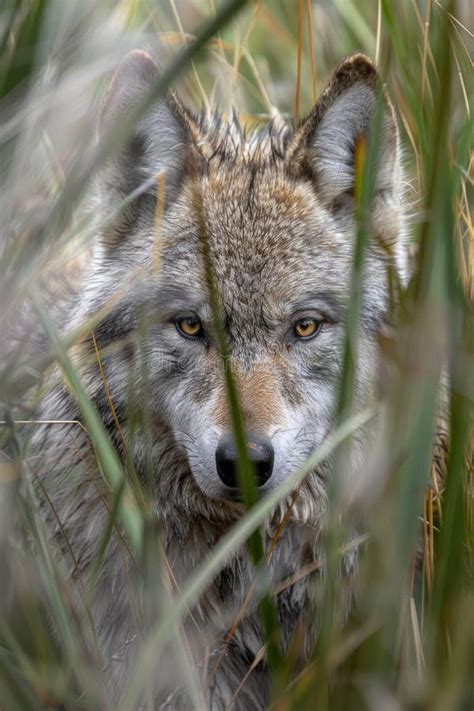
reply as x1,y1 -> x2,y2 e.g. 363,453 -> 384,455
218,488 -> 244,503
214,484 -> 271,507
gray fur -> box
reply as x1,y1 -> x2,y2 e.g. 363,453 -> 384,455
27,52 -> 407,709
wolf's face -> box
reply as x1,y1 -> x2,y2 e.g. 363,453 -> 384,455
83,51 -> 406,515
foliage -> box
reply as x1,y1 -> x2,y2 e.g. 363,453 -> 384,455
0,0 -> 472,709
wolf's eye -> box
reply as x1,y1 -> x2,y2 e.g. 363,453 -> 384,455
176,317 -> 204,339
293,317 -> 322,340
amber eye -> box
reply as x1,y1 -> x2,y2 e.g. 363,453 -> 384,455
293,317 -> 322,340
176,316 -> 204,339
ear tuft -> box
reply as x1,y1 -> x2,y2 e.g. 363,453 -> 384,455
97,50 -> 190,247
99,50 -> 158,139
290,53 -> 399,207
306,54 -> 379,131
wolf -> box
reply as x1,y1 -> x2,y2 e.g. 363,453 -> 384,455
25,51 -> 408,708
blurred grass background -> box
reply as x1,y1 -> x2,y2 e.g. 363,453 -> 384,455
0,0 -> 473,709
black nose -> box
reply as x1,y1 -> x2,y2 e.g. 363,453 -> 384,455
215,435 -> 274,489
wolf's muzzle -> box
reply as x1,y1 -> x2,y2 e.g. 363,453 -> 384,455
215,435 -> 274,490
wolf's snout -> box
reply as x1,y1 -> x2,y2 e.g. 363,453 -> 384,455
215,435 -> 274,489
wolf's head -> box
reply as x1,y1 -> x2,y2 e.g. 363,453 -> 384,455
81,51 -> 407,519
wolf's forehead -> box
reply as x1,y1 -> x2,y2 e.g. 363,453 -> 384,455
159,165 -> 350,321
202,161 -> 309,213
200,166 -> 348,294
201,164 -> 319,258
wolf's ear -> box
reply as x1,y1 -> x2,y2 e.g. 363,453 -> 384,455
290,54 -> 400,210
98,50 -> 188,237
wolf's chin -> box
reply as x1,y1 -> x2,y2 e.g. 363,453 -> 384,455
164,469 -> 246,523
166,463 -> 328,534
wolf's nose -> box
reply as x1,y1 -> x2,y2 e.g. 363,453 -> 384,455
215,436 -> 274,489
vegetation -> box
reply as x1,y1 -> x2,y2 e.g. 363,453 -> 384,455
0,0 -> 472,708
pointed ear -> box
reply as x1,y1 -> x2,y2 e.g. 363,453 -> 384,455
98,50 -> 189,241
290,54 -> 401,210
